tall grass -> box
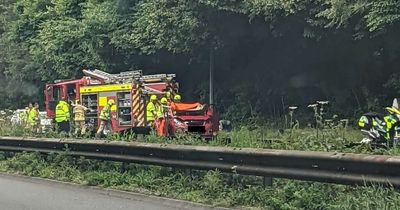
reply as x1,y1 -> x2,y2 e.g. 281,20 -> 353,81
0,119 -> 399,155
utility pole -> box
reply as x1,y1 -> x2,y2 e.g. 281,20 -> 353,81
209,48 -> 214,108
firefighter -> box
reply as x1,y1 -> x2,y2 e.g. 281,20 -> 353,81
384,107 -> 400,141
27,103 -> 39,132
73,100 -> 89,136
170,94 -> 181,115
96,99 -> 115,138
146,95 -> 158,126
55,98 -> 71,133
155,97 -> 168,136
24,103 -> 33,129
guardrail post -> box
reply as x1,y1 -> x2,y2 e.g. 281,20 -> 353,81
137,134 -> 144,141
120,162 -> 127,173
3,151 -> 13,159
263,176 -> 273,187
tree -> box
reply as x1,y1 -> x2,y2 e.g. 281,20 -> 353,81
2,0 -> 400,119
111,0 -> 209,54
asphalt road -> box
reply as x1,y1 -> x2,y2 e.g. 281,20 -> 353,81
0,174 -> 224,210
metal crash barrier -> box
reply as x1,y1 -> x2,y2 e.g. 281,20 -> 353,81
0,136 -> 399,187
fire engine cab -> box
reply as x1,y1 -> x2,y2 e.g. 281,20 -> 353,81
44,69 -> 219,138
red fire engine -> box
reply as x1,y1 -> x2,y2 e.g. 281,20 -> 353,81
44,69 -> 219,138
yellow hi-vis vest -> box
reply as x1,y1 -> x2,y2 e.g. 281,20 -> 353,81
28,109 -> 39,125
156,104 -> 165,119
146,101 -> 156,121
55,101 -> 70,123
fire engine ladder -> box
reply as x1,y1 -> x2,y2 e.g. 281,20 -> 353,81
83,69 -> 143,83
114,70 -> 143,83
139,74 -> 176,83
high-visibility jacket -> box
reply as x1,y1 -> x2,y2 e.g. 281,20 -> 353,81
99,104 -> 111,121
27,109 -> 39,125
156,104 -> 164,119
55,101 -> 70,123
384,115 -> 398,130
383,114 -> 399,140
146,101 -> 156,121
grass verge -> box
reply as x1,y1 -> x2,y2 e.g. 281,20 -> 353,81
1,122 -> 399,155
0,152 -> 399,210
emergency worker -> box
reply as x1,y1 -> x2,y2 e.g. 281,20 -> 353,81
96,99 -> 115,137
55,98 -> 71,133
157,97 -> 168,117
25,103 -> 33,128
73,100 -> 89,136
146,95 -> 158,126
27,103 -> 39,132
170,94 -> 181,115
155,97 -> 168,136
384,107 -> 400,140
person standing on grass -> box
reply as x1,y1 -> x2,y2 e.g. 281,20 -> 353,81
155,97 -> 168,136
25,103 -> 33,129
55,98 -> 71,133
96,99 -> 115,138
146,95 -> 158,127
27,103 -> 39,132
73,100 -> 89,136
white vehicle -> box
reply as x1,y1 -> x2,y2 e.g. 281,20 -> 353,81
11,109 -> 26,125
11,109 -> 52,131
39,111 -> 53,127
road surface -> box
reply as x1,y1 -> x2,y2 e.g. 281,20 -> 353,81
0,174 -> 225,210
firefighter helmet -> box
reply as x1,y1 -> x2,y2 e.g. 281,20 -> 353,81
150,95 -> 157,101
160,97 -> 168,104
108,99 -> 115,105
166,91 -> 171,99
174,94 -> 181,101
358,116 -> 369,129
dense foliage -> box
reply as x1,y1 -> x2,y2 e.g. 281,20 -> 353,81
1,0 -> 400,123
